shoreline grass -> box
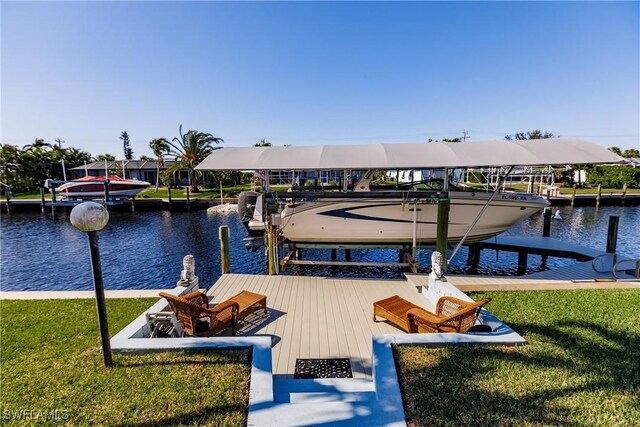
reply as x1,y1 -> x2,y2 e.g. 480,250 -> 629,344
0,298 -> 251,426
395,289 -> 640,426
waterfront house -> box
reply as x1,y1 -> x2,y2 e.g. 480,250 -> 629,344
70,160 -> 190,185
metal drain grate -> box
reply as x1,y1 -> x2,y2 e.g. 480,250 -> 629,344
294,358 -> 353,379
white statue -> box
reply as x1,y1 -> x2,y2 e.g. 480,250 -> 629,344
177,255 -> 199,287
430,251 -> 444,279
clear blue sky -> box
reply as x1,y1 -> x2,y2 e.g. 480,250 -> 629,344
2,1 -> 638,158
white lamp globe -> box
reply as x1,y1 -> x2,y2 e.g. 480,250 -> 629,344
70,202 -> 110,232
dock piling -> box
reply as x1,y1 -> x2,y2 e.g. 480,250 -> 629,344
571,184 -> 577,207
542,207 -> 552,237
51,186 -> 57,216
622,184 -> 627,206
40,187 -> 46,213
596,184 -> 602,207
517,252 -> 528,276
186,187 -> 191,211
219,225 -> 231,274
103,180 -> 110,206
4,187 -> 11,215
130,196 -> 136,213
267,226 -> 277,275
436,198 -> 450,272
606,216 -> 619,254
167,186 -> 173,211
467,244 -> 481,272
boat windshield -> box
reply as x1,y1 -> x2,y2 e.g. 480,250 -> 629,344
393,178 -> 460,191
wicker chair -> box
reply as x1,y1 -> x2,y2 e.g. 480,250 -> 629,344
159,290 -> 267,337
373,295 -> 491,333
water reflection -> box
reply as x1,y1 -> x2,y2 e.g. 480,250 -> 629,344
0,206 -> 637,291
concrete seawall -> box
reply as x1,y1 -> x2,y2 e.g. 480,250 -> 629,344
0,197 -> 239,214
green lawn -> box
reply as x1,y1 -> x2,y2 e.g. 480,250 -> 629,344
395,289 -> 640,427
0,299 -> 251,426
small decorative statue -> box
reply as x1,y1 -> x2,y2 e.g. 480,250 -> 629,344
430,251 -> 444,280
177,255 -> 199,287
426,250 -> 448,301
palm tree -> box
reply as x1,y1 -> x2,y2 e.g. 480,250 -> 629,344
149,137 -> 170,191
162,125 -> 223,192
22,138 -> 52,151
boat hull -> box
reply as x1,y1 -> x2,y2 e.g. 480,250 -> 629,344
57,180 -> 150,199
280,192 -> 549,244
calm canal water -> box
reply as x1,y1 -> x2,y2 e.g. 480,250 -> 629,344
1,206 -> 638,291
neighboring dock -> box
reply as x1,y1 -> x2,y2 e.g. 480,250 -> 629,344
0,197 -> 237,214
443,263 -> 640,291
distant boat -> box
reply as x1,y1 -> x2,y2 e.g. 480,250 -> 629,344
56,175 -> 150,199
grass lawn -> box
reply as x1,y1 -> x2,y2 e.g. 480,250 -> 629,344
0,298 -> 251,426
395,289 -> 640,427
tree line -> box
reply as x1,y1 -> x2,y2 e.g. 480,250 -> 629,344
0,125 -> 228,193
2,128 -> 638,194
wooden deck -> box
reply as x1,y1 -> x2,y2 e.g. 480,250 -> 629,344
206,274 -> 432,379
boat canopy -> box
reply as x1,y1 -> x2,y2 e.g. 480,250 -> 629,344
196,138 -> 625,171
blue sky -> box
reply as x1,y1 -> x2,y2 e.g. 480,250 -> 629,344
2,1 -> 638,157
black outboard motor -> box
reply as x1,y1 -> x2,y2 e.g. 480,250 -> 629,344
238,191 -> 261,234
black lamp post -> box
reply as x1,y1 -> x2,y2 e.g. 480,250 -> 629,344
70,202 -> 112,367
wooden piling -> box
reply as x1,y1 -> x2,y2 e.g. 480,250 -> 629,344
436,198 -> 450,272
4,195 -> 10,215
219,225 -> 231,274
331,249 -> 337,261
345,249 -> 352,262
517,252 -> 528,276
103,180 -> 110,204
130,196 -> 136,213
50,187 -> 57,216
40,187 -> 46,213
167,186 -> 173,211
186,187 -> 191,211
467,244 -> 481,272
622,183 -> 627,206
596,184 -> 602,207
542,207 -> 552,237
267,226 -> 277,275
571,184 -> 577,207
606,216 -> 619,254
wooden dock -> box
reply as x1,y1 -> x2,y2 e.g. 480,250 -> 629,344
467,235 -> 609,275
444,261 -> 640,291
206,274 -> 432,379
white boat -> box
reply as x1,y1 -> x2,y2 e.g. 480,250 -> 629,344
56,175 -> 150,199
279,188 -> 549,245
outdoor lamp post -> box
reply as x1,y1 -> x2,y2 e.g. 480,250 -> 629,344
70,202 -> 112,367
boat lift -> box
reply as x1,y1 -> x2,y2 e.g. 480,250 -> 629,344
196,138 -> 625,274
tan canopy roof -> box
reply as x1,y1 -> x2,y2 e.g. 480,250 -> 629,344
196,138 -> 624,171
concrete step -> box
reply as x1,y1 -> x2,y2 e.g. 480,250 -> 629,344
275,390 -> 376,404
273,378 -> 375,393
273,378 -> 377,404
248,400 -> 405,427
